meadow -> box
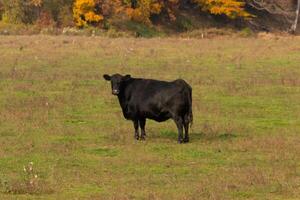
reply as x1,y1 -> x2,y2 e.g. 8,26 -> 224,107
0,35 -> 299,199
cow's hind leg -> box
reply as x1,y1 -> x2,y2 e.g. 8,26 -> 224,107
139,118 -> 146,140
183,120 -> 189,143
183,114 -> 190,143
133,120 -> 139,140
174,117 -> 184,143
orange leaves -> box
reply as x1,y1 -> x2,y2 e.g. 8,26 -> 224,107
151,2 -> 163,14
125,0 -> 161,25
193,0 -> 251,19
125,0 -> 178,25
73,0 -> 104,27
126,8 -> 145,23
3,0 -> 251,28
85,11 -> 104,21
73,0 -> 251,27
73,0 -> 125,27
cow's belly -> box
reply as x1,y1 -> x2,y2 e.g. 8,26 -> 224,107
149,116 -> 170,122
143,110 -> 172,122
126,99 -> 173,122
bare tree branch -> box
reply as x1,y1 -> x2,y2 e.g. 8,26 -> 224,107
246,0 -> 299,32
290,0 -> 300,33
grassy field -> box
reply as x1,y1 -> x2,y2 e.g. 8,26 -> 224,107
0,35 -> 299,200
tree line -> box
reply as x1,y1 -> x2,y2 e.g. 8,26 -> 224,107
0,0 -> 299,33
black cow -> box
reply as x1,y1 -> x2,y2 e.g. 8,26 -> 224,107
103,74 -> 193,143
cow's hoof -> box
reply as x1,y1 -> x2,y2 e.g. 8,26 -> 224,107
183,138 -> 189,143
178,140 -> 184,144
140,136 -> 146,140
135,136 -> 139,140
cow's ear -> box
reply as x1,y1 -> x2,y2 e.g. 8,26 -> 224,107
103,74 -> 111,81
123,74 -> 131,81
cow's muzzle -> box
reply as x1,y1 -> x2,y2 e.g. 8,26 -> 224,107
112,89 -> 119,95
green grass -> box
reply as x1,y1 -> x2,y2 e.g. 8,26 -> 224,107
0,35 -> 299,199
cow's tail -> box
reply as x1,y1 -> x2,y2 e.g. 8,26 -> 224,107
187,86 -> 193,128
175,79 -> 193,127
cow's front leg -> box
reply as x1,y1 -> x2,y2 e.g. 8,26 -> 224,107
133,120 -> 139,140
139,118 -> 146,140
174,117 -> 184,143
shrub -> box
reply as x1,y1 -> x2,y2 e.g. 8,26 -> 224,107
73,0 -> 104,27
36,10 -> 56,27
0,0 -> 42,24
58,5 -> 74,27
0,0 -> 252,30
1,162 -> 53,195
125,0 -> 179,25
0,0 -> 26,24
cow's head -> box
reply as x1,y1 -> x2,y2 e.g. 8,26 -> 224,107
103,74 -> 131,95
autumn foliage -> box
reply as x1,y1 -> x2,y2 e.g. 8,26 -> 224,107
73,0 -> 103,27
193,0 -> 251,19
0,0 -> 251,27
124,0 -> 180,25
124,0 -> 250,25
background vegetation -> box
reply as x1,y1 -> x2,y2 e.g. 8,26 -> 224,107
0,35 -> 299,199
0,0 -> 299,36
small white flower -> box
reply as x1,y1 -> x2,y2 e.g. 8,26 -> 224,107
34,174 -> 38,178
23,166 -> 27,172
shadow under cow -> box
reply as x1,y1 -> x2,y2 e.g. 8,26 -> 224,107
149,129 -> 238,142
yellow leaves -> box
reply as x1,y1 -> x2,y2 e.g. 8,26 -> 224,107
126,0 -> 178,24
73,0 -> 251,28
85,11 -> 104,21
73,0 -> 124,27
150,3 -> 162,14
193,0 -> 252,19
73,0 -> 104,27
30,0 -> 43,7
126,7 -> 146,23
125,0 -> 157,25
73,0 -> 251,27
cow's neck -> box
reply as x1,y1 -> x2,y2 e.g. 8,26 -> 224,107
117,86 -> 129,119
117,93 -> 126,110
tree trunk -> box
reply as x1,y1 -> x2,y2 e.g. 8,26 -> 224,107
291,0 -> 300,33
